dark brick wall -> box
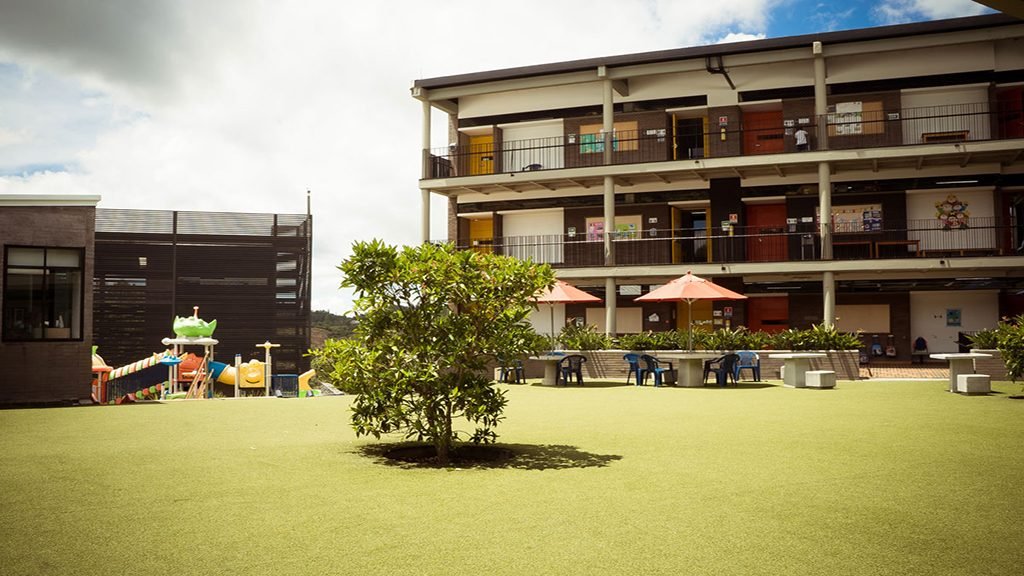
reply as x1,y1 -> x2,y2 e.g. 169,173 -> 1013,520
707,106 -> 742,158
0,206 -> 94,404
563,202 -> 673,267
563,111 -> 670,169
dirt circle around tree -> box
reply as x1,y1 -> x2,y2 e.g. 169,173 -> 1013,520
383,444 -> 516,466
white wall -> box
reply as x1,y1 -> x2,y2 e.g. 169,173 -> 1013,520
586,307 -> 644,334
500,120 -> 564,170
901,85 -> 990,144
460,83 -> 598,119
836,304 -> 890,334
910,291 -> 999,354
530,304 -> 565,339
905,188 -> 996,252
828,43 -> 994,84
501,209 -> 564,264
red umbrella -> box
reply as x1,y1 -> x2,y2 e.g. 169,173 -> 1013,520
634,271 -> 747,350
535,280 -> 602,346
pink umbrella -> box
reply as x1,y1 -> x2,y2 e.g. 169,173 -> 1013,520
535,280 -> 602,346
634,271 -> 747,350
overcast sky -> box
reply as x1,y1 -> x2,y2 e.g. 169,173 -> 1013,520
0,0 -> 994,314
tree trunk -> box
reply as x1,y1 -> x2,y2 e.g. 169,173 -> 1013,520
435,398 -> 454,466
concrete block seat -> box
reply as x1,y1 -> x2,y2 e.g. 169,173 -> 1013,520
805,370 -> 836,389
956,373 -> 990,395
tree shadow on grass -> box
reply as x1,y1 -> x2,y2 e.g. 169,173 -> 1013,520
357,442 -> 622,471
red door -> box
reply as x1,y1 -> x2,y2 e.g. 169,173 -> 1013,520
746,204 -> 788,262
747,296 -> 789,333
743,111 -> 784,154
997,87 -> 1023,139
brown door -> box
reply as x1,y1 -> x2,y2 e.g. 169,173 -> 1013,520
745,204 -> 787,262
743,111 -> 784,155
747,296 -> 789,333
997,87 -> 1023,139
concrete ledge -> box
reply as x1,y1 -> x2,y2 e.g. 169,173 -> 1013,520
806,370 -> 836,389
956,373 -> 990,395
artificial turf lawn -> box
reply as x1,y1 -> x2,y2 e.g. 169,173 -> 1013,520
1,379 -> 1023,576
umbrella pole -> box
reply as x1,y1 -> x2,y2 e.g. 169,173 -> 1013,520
550,304 -> 556,351
687,299 -> 694,351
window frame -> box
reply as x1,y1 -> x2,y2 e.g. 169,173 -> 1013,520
2,245 -> 86,342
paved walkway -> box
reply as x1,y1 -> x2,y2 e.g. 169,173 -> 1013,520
859,360 -> 948,380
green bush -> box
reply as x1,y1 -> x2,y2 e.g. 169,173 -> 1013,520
619,330 -> 679,351
774,324 -> 861,350
981,315 -> 1024,383
307,338 -> 361,394
968,329 -> 998,350
559,324 -> 612,350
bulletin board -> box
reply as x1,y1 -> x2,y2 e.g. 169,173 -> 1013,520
579,121 -> 639,153
816,204 -> 883,233
828,101 -> 885,136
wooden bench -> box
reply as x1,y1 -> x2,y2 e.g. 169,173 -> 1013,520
922,130 -> 969,143
875,239 -> 920,258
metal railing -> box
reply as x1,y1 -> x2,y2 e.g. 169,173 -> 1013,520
426,101 -> 1016,178
453,217 -> 1018,267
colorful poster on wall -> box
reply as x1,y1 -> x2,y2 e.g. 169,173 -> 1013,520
587,221 -> 605,241
946,309 -> 961,327
935,195 -> 970,229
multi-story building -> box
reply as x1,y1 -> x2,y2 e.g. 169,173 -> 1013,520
412,14 -> 1024,358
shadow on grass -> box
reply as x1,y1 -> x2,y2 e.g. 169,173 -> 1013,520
358,442 -> 622,470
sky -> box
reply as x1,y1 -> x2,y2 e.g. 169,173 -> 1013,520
0,0 -> 997,314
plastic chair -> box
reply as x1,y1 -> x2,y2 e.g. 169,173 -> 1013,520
640,354 -> 674,387
733,351 -> 761,381
704,354 -> 740,386
498,358 -> 525,383
623,353 -> 643,385
558,355 -> 587,386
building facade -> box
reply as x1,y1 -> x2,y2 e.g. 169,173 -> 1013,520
413,14 -> 1024,358
1,203 -> 311,405
1,193 -> 99,404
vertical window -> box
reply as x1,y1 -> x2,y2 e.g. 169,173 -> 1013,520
3,246 -> 84,341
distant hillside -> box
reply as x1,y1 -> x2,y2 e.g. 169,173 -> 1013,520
311,310 -> 357,348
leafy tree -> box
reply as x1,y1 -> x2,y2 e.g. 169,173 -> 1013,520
333,240 -> 554,465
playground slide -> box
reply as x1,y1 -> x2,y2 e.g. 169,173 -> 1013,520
104,352 -> 175,403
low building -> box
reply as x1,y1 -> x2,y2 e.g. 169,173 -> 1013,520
1,193 -> 99,404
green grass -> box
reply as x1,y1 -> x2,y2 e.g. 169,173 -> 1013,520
2,379 -> 1023,576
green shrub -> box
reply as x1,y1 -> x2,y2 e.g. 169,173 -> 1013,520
985,315 -> 1024,383
307,338 -> 362,394
558,323 -> 612,350
619,330 -> 679,351
968,329 -> 998,350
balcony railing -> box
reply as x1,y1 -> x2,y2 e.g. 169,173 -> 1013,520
426,101 -> 1018,178
454,217 -> 1019,267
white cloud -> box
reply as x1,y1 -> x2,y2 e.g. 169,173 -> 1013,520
873,0 -> 991,24
716,32 -> 769,43
0,0 -> 780,313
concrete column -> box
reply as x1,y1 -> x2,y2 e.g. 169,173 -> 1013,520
421,100 -> 432,243
601,76 -> 616,267
421,189 -> 431,243
818,162 -> 832,260
603,176 -> 615,266
602,77 -> 614,165
422,100 -> 432,176
605,276 -> 617,337
812,41 -> 828,150
822,271 -> 835,327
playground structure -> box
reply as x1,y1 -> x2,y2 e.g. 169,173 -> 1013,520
92,307 -> 316,403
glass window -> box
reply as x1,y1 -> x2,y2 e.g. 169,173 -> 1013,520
3,246 -> 84,341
